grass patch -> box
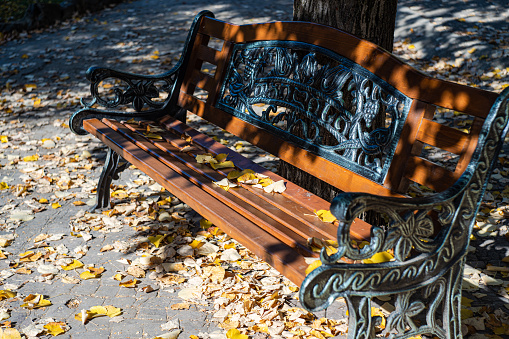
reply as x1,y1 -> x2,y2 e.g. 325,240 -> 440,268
0,0 -> 65,23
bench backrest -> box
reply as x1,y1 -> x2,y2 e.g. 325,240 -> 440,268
177,12 -> 499,197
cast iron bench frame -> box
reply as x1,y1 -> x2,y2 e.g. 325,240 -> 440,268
70,11 -> 509,339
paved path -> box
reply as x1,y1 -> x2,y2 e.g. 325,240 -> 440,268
0,0 -> 508,338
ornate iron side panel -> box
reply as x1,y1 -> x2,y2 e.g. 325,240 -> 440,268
299,88 -> 509,338
217,41 -> 412,184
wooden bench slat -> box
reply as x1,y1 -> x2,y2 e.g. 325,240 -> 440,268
103,119 -> 318,257
404,156 -> 458,192
115,120 -> 338,244
83,118 -> 310,286
196,43 -> 222,65
416,119 -> 470,155
189,69 -> 216,94
199,17 -> 498,117
159,115 -> 374,241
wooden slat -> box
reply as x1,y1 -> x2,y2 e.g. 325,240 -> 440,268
159,114 -> 374,241
416,119 -> 470,155
454,117 -> 484,176
188,69 -> 216,93
196,44 -> 222,65
386,100 -> 433,193
113,119 -> 337,244
404,156 -> 458,192
199,17 -> 496,118
83,118 -> 309,286
178,92 -> 404,199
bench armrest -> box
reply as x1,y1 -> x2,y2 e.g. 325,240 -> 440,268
69,10 -> 214,135
301,87 -> 509,312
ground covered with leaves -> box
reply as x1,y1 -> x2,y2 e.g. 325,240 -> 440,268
0,0 -> 508,338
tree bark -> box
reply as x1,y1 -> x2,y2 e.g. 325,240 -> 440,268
278,0 -> 398,203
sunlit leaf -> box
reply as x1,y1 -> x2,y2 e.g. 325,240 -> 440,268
0,290 -> 16,300
210,160 -> 235,170
119,279 -> 138,288
21,294 -> 52,309
61,259 -> 84,271
226,329 -> 249,339
43,322 -> 67,336
23,154 -> 39,162
363,251 -> 394,264
305,259 -> 322,275
148,234 -> 167,248
315,210 -> 337,223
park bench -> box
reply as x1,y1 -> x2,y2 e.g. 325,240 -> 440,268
70,11 -> 509,338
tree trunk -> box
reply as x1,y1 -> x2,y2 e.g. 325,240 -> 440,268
278,0 -> 398,203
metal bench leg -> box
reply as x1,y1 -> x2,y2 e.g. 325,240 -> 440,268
346,296 -> 375,339
442,258 -> 465,339
92,148 -> 129,211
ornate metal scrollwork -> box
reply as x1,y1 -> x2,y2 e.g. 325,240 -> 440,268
300,88 -> 509,338
69,10 -> 215,136
217,41 -> 412,183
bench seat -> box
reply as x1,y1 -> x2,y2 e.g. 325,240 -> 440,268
83,115 -> 373,286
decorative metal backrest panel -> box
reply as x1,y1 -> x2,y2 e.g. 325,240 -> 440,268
217,41 -> 412,184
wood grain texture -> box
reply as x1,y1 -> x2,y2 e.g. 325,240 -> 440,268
198,17 -> 496,117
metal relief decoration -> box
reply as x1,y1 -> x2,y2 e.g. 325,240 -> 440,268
217,41 -> 412,183
300,88 -> 509,338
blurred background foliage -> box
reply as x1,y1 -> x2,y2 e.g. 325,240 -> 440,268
0,0 -> 65,23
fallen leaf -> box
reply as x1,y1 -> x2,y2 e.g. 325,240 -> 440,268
315,210 -> 337,223
148,234 -> 167,248
0,290 -> 16,300
43,322 -> 67,336
119,279 -> 138,288
61,259 -> 84,271
23,154 -> 39,162
226,329 -> 249,339
21,294 -> 52,309
171,303 -> 190,310
0,328 -> 22,339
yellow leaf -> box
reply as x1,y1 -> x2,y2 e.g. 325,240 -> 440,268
237,173 -> 257,183
119,279 -> 138,288
408,44 -> 415,49
148,234 -> 167,248
80,271 -> 100,280
461,308 -> 474,319
143,132 -> 162,139
0,290 -> 16,300
23,154 -> 39,162
51,202 -> 61,209
226,329 -> 249,339
0,328 -> 22,339
305,260 -> 322,275
210,161 -> 235,170
0,182 -> 9,190
228,169 -> 255,180
315,210 -> 337,223
44,322 -> 66,336
223,243 -> 236,249
461,296 -> 474,307
468,47 -> 477,54
215,153 -> 229,163
189,239 -> 204,249
73,200 -> 86,206
363,251 -> 394,264
0,135 -> 8,143
104,305 -> 122,317
21,294 -> 52,309
196,154 -> 216,164
200,218 -> 213,229
39,198 -> 49,204
61,259 -> 84,271
113,273 -> 124,281
372,307 -> 386,330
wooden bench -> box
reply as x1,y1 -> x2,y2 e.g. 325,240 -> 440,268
70,11 -> 509,338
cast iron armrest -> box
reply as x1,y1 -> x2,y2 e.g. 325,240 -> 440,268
300,88 -> 509,313
69,10 -> 215,135
69,64 -> 183,135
